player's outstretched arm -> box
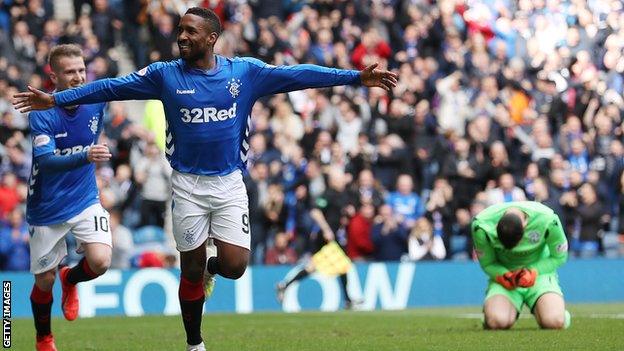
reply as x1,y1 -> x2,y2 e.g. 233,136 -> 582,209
13,63 -> 164,112
528,216 -> 568,274
248,57 -> 398,99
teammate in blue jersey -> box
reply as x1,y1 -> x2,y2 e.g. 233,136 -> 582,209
14,8 -> 398,351
23,44 -> 113,351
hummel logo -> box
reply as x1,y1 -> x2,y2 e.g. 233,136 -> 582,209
176,89 -> 195,95
54,132 -> 67,138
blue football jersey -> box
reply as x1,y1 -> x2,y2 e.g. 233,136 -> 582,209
26,103 -> 105,225
53,56 -> 360,176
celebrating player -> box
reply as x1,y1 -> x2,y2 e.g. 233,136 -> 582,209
13,7 -> 398,351
26,44 -> 113,351
471,201 -> 571,330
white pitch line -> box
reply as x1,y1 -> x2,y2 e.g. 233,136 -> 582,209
452,313 -> 624,319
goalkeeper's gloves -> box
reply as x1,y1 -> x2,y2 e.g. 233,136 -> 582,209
514,268 -> 537,288
495,271 -> 517,290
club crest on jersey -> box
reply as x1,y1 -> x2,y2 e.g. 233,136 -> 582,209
528,231 -> 540,244
89,115 -> 99,134
226,78 -> 242,98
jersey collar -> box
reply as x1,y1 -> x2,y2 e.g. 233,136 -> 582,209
183,55 -> 222,76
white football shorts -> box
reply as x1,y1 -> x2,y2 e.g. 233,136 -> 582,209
171,169 -> 250,252
29,203 -> 111,274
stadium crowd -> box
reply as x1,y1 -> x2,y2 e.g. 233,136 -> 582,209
2,0 -> 624,270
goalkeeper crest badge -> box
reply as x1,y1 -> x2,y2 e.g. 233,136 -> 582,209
528,231 -> 540,244
227,78 -> 242,98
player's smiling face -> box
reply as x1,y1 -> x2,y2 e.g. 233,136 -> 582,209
50,56 -> 86,91
177,14 -> 217,62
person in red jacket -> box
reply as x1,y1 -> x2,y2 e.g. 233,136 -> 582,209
265,232 -> 297,265
351,28 -> 392,70
0,172 -> 21,220
346,202 -> 375,261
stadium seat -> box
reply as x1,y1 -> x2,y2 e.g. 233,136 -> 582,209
602,232 -> 620,258
132,225 -> 166,245
450,235 -> 469,260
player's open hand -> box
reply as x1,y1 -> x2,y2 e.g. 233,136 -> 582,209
87,144 -> 112,163
12,86 -> 55,113
360,63 -> 399,91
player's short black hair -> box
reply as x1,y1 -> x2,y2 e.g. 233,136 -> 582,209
497,212 -> 524,249
185,7 -> 222,36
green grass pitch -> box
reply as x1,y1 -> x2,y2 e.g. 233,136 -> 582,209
10,304 -> 624,350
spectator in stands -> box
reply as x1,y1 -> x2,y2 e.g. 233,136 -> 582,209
371,204 -> 409,261
349,169 -> 385,208
533,177 -> 564,221
568,138 -> 590,177
264,232 -> 297,265
442,138 -> 483,209
90,0 -> 122,51
486,173 -> 527,206
0,207 -> 30,271
0,172 -> 21,220
436,71 -> 470,137
134,140 -> 171,228
373,134 -> 409,190
425,177 -> 455,250
386,174 -> 424,229
264,183 -> 287,240
346,202 -> 375,261
483,141 -> 514,184
407,217 -> 446,261
574,183 -> 605,257
150,12 -> 177,62
0,137 -> 31,182
109,208 -> 133,269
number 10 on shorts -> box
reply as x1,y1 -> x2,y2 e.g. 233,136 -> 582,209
94,216 -> 109,232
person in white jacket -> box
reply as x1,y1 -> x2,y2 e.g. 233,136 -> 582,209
435,71 -> 470,137
487,173 -> 527,206
408,217 -> 446,261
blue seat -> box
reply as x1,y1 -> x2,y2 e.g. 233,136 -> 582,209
132,226 -> 166,245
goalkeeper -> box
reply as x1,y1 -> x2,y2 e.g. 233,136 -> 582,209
471,201 -> 571,329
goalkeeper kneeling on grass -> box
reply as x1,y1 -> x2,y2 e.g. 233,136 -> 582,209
471,201 -> 571,330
